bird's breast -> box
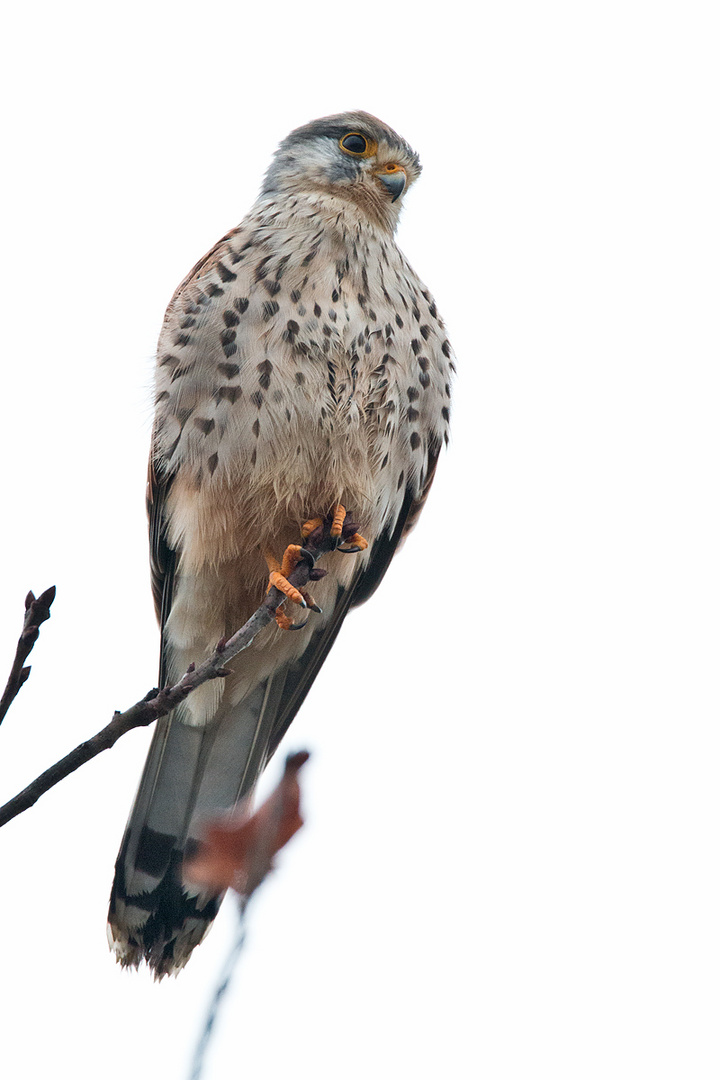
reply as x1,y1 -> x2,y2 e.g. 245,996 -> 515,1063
154,207 -> 450,571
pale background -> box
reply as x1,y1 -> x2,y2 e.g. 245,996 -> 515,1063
1,2 -> 718,1078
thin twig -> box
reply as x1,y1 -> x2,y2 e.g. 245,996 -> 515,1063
188,897 -> 248,1080
0,525 -> 350,828
0,587 -> 56,728
187,750 -> 310,1079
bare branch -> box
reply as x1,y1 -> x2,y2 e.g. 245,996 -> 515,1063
0,525 -> 350,828
0,587 -> 56,729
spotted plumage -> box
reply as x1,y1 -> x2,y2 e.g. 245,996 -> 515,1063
108,111 -> 454,976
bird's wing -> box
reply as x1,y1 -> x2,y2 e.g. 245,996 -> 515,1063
147,450 -> 175,653
350,434 -> 442,607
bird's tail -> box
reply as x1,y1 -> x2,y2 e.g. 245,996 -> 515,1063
108,672 -> 288,977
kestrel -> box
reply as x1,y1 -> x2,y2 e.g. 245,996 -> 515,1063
108,111 -> 454,976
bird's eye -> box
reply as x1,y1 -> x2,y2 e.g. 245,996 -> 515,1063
340,132 -> 372,156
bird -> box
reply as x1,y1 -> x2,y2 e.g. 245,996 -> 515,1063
107,111 -> 454,977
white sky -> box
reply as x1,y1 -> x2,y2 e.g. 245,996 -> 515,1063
1,1 -> 718,1077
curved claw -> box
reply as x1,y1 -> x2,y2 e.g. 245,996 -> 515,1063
337,531 -> 368,554
298,547 -> 316,568
288,617 -> 310,631
298,586 -> 322,613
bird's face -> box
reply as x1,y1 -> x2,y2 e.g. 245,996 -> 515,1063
262,111 -> 422,230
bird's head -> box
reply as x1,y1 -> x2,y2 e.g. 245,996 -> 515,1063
261,110 -> 422,231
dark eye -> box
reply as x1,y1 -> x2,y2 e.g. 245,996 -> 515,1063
340,132 -> 369,155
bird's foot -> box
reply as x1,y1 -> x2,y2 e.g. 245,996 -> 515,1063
265,545 -> 315,630
268,508 -> 368,630
300,504 -> 369,554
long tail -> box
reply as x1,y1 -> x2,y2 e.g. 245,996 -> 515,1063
108,668 -> 291,978
107,575 -> 360,978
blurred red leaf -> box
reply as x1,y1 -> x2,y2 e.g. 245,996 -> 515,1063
185,751 -> 310,896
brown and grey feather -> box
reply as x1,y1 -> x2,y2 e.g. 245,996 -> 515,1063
108,110 -> 454,976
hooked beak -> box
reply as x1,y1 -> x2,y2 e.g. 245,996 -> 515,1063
375,164 -> 407,203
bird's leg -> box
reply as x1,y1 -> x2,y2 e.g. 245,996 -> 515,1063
264,545 -> 310,630
300,505 -> 369,553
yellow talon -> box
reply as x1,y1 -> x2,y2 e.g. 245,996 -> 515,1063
340,532 -> 368,552
268,570 -> 306,607
265,545 -> 307,608
301,504 -> 366,549
330,504 -> 347,538
300,516 -> 324,540
265,505 -> 368,632
298,586 -> 322,613
274,607 -> 294,631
